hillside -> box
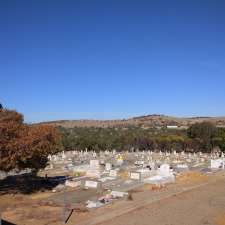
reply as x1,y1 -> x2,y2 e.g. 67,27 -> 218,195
39,114 -> 225,128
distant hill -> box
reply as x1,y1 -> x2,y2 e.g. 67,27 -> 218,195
39,114 -> 225,129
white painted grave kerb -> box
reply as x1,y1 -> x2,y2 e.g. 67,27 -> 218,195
130,172 -> 141,180
85,180 -> 98,188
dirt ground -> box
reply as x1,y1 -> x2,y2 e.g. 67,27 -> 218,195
0,194 -> 63,225
67,172 -> 225,225
1,172 -> 225,225
96,180 -> 225,225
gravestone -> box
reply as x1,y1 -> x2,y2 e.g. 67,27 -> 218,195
130,172 -> 141,181
211,159 -> 223,169
86,159 -> 101,178
105,163 -> 112,171
90,160 -> 100,169
159,164 -> 171,177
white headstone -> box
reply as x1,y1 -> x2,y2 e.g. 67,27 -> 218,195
159,164 -> 171,177
105,163 -> 112,171
211,159 -> 223,169
62,151 -> 66,159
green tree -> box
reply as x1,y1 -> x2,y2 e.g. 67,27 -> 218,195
212,128 -> 225,152
187,122 -> 216,152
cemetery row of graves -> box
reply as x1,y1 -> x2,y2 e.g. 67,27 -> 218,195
40,149 -> 225,210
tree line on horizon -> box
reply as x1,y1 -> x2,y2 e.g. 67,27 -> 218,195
60,121 -> 225,154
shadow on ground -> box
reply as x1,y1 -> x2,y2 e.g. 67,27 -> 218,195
1,219 -> 17,225
0,174 -> 67,194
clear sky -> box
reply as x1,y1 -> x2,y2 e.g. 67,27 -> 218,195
1,0 -> 225,122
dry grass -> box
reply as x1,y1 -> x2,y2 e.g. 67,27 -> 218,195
176,171 -> 208,184
29,191 -> 56,200
2,203 -> 62,225
215,213 -> 225,225
119,171 -> 130,180
134,183 -> 166,192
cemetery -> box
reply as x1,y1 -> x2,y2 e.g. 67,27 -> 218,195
36,149 -> 225,211
2,145 -> 225,225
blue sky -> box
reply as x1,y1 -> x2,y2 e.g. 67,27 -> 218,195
1,0 -> 225,122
